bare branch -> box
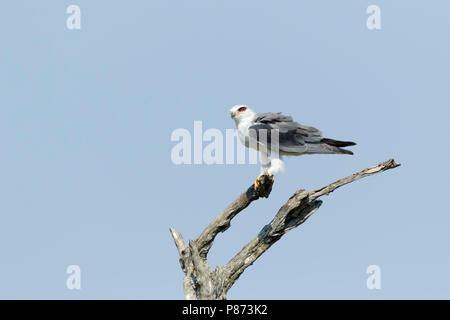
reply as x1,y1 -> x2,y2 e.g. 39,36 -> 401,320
195,175 -> 274,258
221,158 -> 400,292
310,158 -> 400,200
170,158 -> 400,299
169,227 -> 188,254
169,228 -> 190,274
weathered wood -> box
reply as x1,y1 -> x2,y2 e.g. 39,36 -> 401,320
310,158 -> 400,200
195,174 -> 274,259
170,158 -> 400,299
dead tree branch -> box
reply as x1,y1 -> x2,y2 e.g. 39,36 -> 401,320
170,158 -> 400,299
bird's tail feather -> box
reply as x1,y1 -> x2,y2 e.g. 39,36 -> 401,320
334,147 -> 354,155
321,138 -> 356,148
309,138 -> 356,155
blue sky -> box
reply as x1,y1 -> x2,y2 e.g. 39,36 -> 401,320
0,1 -> 449,299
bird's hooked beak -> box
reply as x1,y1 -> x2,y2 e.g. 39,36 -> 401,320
230,110 -> 238,119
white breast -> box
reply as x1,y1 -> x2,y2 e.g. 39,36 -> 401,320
237,118 -> 262,150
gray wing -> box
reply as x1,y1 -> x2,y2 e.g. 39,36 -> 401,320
249,113 -> 354,154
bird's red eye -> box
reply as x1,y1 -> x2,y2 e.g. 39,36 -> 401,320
238,107 -> 247,112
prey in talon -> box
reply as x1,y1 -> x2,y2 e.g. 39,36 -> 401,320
230,105 -> 356,188
254,173 -> 274,190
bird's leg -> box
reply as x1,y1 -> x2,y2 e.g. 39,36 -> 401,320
254,153 -> 274,189
254,173 -> 264,189
254,172 -> 274,190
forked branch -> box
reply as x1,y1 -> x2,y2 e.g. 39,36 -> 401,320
170,159 -> 400,299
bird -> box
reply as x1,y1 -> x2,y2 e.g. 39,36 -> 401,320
230,105 -> 356,189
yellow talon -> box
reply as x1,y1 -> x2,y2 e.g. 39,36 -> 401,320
254,173 -> 264,190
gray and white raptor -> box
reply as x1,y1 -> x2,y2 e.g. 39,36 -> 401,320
230,105 -> 356,188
